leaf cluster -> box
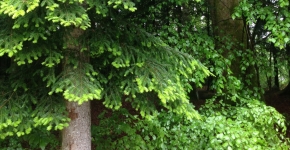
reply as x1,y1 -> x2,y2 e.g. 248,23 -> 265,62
233,0 -> 290,49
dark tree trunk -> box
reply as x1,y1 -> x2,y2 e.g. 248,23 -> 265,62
272,44 -> 280,90
189,82 -> 200,101
267,50 -> 272,90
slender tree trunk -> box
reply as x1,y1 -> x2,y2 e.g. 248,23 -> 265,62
266,74 -> 272,90
245,19 -> 261,88
271,43 -> 279,90
254,64 -> 261,88
267,50 -> 272,90
273,59 -> 279,89
206,0 -> 214,91
61,28 -> 91,150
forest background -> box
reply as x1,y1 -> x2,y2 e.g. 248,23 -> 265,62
0,0 -> 290,149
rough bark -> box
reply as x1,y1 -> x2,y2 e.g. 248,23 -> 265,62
62,101 -> 91,150
61,28 -> 91,150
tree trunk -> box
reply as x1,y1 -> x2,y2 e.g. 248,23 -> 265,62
210,0 -> 246,75
61,28 -> 91,150
267,50 -> 272,90
209,0 -> 258,88
62,101 -> 91,150
270,43 -> 280,90
273,59 -> 279,89
279,44 -> 290,95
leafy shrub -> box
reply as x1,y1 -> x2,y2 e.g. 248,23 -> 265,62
92,100 -> 290,149
197,99 -> 289,149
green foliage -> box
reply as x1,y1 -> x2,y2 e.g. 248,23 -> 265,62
0,126 -> 60,150
0,85 -> 69,139
48,63 -> 103,104
1,0 -> 290,149
233,0 -> 290,49
0,0 -> 208,140
93,99 -> 289,149
199,98 -> 289,149
44,2 -> 90,29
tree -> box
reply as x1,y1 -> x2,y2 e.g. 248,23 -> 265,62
0,0 -> 208,149
209,0 -> 261,95
60,28 -> 91,150
1,0 -> 290,149
206,0 -> 290,95
234,0 -> 290,91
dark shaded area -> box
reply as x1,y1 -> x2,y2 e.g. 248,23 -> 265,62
91,99 -> 140,149
265,89 -> 290,137
0,55 -> 10,79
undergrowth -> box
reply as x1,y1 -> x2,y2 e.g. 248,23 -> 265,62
92,98 -> 290,150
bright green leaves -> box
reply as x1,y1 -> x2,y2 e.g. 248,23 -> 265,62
0,14 -> 50,59
45,2 -> 90,29
103,86 -> 123,110
266,21 -> 290,49
85,22 -> 207,118
0,0 -> 39,19
14,49 -> 41,65
279,0 -> 289,7
197,99 -> 290,149
41,51 -> 63,67
12,11 -> 46,31
135,77 -> 153,94
111,26 -> 208,117
0,42 -> 23,57
0,16 -> 22,56
87,0 -> 138,17
0,119 -> 23,139
30,97 -> 70,131
0,88 -> 69,139
41,0 -> 59,11
90,0 -> 109,17
33,117 -> 69,131
110,44 -> 127,68
108,0 -> 137,12
26,0 -> 40,13
57,0 -> 85,3
133,67 -> 191,116
49,63 -> 103,104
